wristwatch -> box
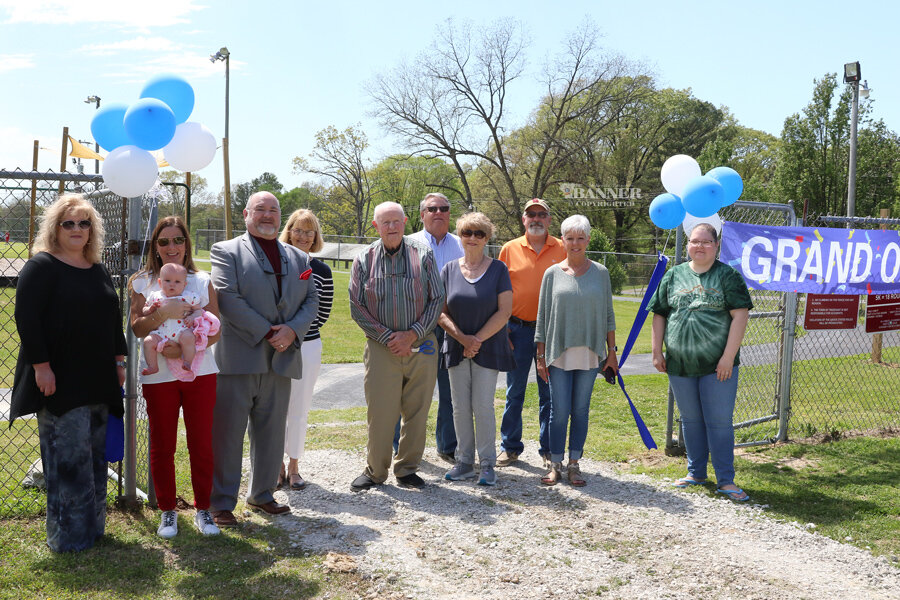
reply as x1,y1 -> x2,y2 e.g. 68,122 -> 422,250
608,345 -> 618,352
115,360 -> 127,368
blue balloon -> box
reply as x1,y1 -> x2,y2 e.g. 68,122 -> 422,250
649,193 -> 686,229
124,98 -> 176,151
90,103 -> 131,152
681,175 -> 725,218
140,74 -> 195,124
706,166 -> 743,207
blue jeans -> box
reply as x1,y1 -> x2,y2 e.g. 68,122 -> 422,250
668,367 -> 739,487
393,328 -> 455,455
547,365 -> 599,462
500,321 -> 551,456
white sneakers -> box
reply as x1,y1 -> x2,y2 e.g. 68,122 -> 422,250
157,510 -> 178,538
194,509 -> 221,536
157,509 -> 221,538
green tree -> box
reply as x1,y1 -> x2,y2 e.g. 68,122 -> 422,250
775,73 -> 852,217
588,229 -> 625,294
698,125 -> 779,203
368,155 -> 463,232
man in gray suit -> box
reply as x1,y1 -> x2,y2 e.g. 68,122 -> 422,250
209,191 -> 319,527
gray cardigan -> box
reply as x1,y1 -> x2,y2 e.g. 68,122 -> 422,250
534,262 -> 616,367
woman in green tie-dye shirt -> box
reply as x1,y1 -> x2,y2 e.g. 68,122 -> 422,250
648,223 -> 753,501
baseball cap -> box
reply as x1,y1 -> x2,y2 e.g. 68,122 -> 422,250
523,198 -> 550,214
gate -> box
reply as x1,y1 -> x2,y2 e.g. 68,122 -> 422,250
666,200 -> 799,451
665,202 -> 900,452
0,168 -> 152,516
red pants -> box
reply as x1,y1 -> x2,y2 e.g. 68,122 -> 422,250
142,374 -> 217,511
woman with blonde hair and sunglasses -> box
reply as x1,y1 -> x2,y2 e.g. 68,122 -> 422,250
129,216 -> 222,538
277,209 -> 333,490
12,193 -> 127,552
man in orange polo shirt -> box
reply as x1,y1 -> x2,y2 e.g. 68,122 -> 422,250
497,198 -> 566,467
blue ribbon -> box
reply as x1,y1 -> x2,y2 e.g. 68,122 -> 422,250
615,252 -> 668,450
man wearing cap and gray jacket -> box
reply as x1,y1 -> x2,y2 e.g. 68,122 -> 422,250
496,199 -> 566,468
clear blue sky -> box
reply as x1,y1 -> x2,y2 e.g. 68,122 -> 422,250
1,0 -> 897,198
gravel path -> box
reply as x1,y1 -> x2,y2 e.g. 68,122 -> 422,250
260,444 -> 900,600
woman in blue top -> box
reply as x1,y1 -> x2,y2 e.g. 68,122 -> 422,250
648,222 -> 753,502
438,213 -> 514,486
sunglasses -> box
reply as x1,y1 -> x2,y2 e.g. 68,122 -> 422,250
60,220 -> 92,230
425,206 -> 450,213
157,236 -> 186,247
459,229 -> 486,239
525,211 -> 549,218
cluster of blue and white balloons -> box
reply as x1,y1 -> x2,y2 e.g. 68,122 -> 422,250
92,75 -> 217,198
648,155 -> 743,231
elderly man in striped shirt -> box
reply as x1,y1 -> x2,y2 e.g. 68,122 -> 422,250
348,202 -> 445,492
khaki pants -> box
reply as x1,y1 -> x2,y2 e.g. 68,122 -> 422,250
363,334 -> 438,482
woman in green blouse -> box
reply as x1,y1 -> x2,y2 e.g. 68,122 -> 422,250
649,222 -> 753,501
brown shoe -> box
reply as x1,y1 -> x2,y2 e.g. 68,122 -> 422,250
247,500 -> 291,515
496,451 -> 520,467
211,509 -> 237,527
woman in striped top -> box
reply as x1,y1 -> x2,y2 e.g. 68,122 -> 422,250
278,209 -> 334,489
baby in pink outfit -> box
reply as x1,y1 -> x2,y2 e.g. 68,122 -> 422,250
142,263 -> 219,382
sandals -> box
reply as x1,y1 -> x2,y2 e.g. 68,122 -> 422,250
541,462 -> 562,486
672,477 -> 707,488
716,487 -> 750,502
567,462 -> 586,487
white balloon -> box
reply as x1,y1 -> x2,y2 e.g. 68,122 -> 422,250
661,154 -> 701,197
682,212 -> 723,237
102,145 -> 159,197
163,122 -> 217,172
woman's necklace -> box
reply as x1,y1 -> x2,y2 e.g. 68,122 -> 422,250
461,255 -> 487,276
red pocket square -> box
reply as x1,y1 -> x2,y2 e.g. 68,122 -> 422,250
299,268 -> 313,280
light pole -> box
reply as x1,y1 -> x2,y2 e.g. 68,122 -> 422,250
843,61 -> 865,220
84,95 -> 101,174
210,47 -> 232,239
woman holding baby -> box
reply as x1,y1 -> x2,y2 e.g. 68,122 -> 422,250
129,216 -> 221,539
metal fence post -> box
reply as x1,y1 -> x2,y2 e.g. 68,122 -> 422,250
123,195 -> 154,503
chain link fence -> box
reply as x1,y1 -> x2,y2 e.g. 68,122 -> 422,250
666,201 -> 900,452
0,168 -> 151,516
787,213 -> 900,438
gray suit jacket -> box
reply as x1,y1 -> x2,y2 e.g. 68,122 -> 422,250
210,233 -> 319,378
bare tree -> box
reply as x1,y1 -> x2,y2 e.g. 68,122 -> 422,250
369,18 -> 527,212
293,125 -> 375,239
370,18 -> 650,231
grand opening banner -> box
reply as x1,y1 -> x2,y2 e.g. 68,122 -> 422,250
720,221 -> 900,295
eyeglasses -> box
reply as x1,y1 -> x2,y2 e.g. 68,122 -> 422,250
459,229 -> 486,239
157,236 -> 186,247
425,206 -> 450,213
688,240 -> 716,248
60,220 -> 91,230
291,228 -> 316,237
525,211 -> 549,219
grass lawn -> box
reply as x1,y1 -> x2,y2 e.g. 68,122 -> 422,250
1,369 -> 897,597
319,269 -> 657,363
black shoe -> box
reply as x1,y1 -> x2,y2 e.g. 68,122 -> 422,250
396,473 -> 425,488
350,473 -> 378,492
437,451 -> 456,465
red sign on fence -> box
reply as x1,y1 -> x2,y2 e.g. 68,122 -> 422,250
804,294 -> 860,330
865,294 -> 900,333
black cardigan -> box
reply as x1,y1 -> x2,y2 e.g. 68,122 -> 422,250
11,252 -> 127,423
